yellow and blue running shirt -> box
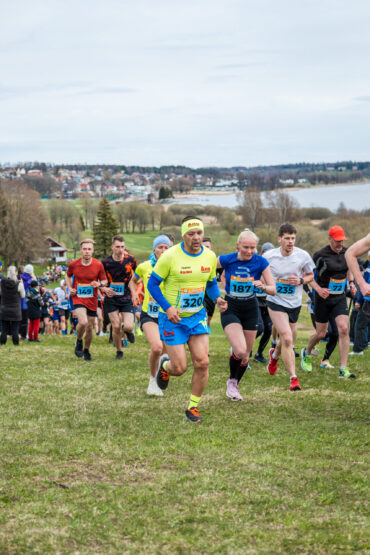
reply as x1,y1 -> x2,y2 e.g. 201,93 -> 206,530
134,260 -> 162,318
151,243 -> 217,317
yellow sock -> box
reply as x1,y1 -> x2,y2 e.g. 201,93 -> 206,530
188,394 -> 200,410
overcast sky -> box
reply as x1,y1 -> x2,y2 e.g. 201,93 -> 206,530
1,0 -> 370,167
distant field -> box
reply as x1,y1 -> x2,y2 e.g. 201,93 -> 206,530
0,316 -> 368,553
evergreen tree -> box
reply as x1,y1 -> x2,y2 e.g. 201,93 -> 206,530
93,197 -> 119,258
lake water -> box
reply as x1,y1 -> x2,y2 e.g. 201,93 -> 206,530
170,182 -> 370,211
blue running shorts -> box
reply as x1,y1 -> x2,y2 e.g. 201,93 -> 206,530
158,307 -> 210,345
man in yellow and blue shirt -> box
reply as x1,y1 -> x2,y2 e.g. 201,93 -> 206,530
148,216 -> 227,423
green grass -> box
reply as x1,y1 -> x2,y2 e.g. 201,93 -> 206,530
0,315 -> 369,553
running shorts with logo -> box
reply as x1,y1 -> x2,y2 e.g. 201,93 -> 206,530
158,307 -> 210,345
67,258 -> 107,312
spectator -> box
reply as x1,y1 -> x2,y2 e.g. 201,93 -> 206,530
0,266 -> 25,345
19,264 -> 35,340
26,280 -> 44,342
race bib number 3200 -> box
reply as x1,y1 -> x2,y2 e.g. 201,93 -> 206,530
180,287 -> 204,312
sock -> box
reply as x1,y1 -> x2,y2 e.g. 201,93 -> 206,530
237,362 -> 249,383
272,351 -> 279,360
290,375 -> 297,381
229,354 -> 241,380
188,394 -> 201,410
62,330 -> 67,335
340,366 -> 346,370
272,340 -> 277,347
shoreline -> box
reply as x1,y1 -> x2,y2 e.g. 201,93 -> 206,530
172,180 -> 368,199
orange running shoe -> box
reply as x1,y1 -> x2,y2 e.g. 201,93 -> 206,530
185,407 -> 203,423
156,354 -> 170,390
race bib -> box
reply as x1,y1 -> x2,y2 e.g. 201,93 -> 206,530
59,300 -> 69,309
148,296 -> 160,318
180,287 -> 204,312
276,279 -> 295,296
328,278 -> 346,294
255,286 -> 266,297
230,276 -> 254,298
110,282 -> 125,295
77,284 -> 94,298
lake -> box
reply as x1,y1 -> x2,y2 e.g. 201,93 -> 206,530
170,182 -> 370,211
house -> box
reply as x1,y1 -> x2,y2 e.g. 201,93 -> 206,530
46,237 -> 69,263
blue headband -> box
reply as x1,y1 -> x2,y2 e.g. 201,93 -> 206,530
153,235 -> 171,251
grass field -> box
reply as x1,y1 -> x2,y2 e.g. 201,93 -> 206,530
0,313 -> 369,553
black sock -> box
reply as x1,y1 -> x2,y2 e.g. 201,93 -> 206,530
237,362 -> 249,383
229,354 -> 241,380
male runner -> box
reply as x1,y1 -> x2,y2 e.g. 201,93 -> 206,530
53,279 -> 70,335
264,223 -> 315,390
345,233 -> 370,312
66,239 -> 107,361
147,216 -> 228,423
301,226 -> 357,378
101,235 -> 138,360
202,237 -> 217,327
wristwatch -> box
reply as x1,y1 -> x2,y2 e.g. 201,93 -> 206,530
300,277 -> 304,285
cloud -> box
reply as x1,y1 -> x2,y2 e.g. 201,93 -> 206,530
354,96 -> 370,102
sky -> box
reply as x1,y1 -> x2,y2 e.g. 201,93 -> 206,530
1,0 -> 370,167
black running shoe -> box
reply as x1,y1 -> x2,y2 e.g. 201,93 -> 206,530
83,349 -> 92,361
185,407 -> 203,423
115,350 -> 123,360
156,354 -> 170,390
126,331 -> 135,344
75,339 -> 83,358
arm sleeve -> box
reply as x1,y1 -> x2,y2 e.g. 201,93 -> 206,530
206,277 -> 221,302
147,272 -> 171,312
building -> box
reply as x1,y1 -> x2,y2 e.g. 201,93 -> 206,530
46,237 -> 69,263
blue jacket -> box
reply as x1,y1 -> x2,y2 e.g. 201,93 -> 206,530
21,272 -> 33,309
356,267 -> 370,305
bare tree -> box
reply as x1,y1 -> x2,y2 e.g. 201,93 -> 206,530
238,188 -> 265,230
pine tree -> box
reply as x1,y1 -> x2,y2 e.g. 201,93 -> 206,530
93,197 -> 119,258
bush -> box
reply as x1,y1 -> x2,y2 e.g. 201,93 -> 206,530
304,207 -> 333,220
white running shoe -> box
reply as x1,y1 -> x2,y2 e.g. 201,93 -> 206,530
147,376 -> 164,397
226,378 -> 243,401
349,351 -> 364,356
320,359 -> 334,369
311,348 -> 319,356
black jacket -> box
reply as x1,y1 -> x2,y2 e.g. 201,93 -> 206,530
0,278 -> 22,321
26,288 -> 44,319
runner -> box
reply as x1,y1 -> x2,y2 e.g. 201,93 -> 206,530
101,235 -> 138,360
253,241 -> 274,363
147,216 -> 228,423
264,223 -> 315,390
202,237 -> 217,327
345,233 -> 370,322
218,230 -> 276,401
53,279 -> 70,335
301,225 -> 357,378
130,234 -> 172,395
66,238 -> 107,361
